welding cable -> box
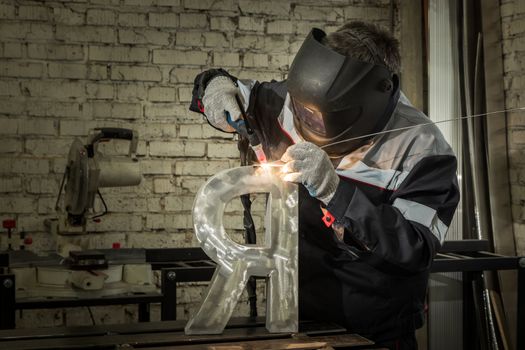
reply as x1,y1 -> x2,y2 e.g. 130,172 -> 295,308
238,136 -> 258,317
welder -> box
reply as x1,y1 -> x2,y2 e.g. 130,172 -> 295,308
189,21 -> 459,350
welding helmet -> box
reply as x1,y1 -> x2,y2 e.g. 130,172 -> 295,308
287,28 -> 400,157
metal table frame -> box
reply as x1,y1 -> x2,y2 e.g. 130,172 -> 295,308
431,240 -> 524,349
0,317 -> 382,350
0,248 -> 215,329
1,240 -> 523,349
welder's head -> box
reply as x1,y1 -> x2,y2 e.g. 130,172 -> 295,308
287,22 -> 401,157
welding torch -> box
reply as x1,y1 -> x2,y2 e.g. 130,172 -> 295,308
225,94 -> 267,164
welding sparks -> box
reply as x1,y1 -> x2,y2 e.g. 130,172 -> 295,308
254,160 -> 300,183
256,160 -> 285,169
254,161 -> 286,177
259,163 -> 273,172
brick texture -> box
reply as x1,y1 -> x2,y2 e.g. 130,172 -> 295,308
501,0 -> 525,255
0,0 -> 395,328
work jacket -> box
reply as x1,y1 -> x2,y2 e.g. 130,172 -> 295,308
192,74 -> 460,341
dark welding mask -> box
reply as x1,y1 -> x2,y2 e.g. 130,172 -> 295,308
287,28 -> 400,157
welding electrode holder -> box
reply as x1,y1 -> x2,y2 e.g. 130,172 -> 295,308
225,94 -> 266,163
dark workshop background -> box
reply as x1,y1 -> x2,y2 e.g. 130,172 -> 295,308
0,0 -> 523,343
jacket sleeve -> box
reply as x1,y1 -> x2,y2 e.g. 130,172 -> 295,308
188,68 -> 258,132
189,68 -> 237,114
326,154 -> 460,275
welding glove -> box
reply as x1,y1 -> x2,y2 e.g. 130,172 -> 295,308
202,76 -> 241,133
280,142 -> 340,205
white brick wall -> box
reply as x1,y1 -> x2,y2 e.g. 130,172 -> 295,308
0,0 -> 395,328
501,0 -> 525,255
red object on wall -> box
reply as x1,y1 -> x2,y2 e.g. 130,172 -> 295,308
2,219 -> 16,229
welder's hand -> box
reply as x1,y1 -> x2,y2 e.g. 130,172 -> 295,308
202,76 -> 241,133
280,142 -> 340,205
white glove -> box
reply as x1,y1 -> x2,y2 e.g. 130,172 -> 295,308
280,142 -> 340,205
202,76 -> 241,132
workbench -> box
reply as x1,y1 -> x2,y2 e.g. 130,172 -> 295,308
0,240 -> 523,349
0,318 -> 384,350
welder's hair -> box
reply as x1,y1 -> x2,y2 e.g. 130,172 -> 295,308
323,21 -> 401,74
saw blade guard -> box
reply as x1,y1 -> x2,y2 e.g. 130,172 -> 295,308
58,128 -> 142,227
64,139 -> 89,216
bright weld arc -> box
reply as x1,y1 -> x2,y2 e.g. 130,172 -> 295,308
256,162 -> 285,169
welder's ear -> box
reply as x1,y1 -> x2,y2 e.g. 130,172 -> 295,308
379,78 -> 393,93
379,73 -> 399,93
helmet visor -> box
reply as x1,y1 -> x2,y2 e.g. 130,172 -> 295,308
291,98 -> 326,135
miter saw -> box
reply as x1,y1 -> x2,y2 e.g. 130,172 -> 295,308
56,127 -> 142,229
4,128 -> 156,298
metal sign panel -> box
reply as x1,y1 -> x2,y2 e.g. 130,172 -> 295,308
185,166 -> 298,335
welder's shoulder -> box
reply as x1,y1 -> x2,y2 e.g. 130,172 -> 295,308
393,96 -> 455,159
252,80 -> 287,118
257,80 -> 287,102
